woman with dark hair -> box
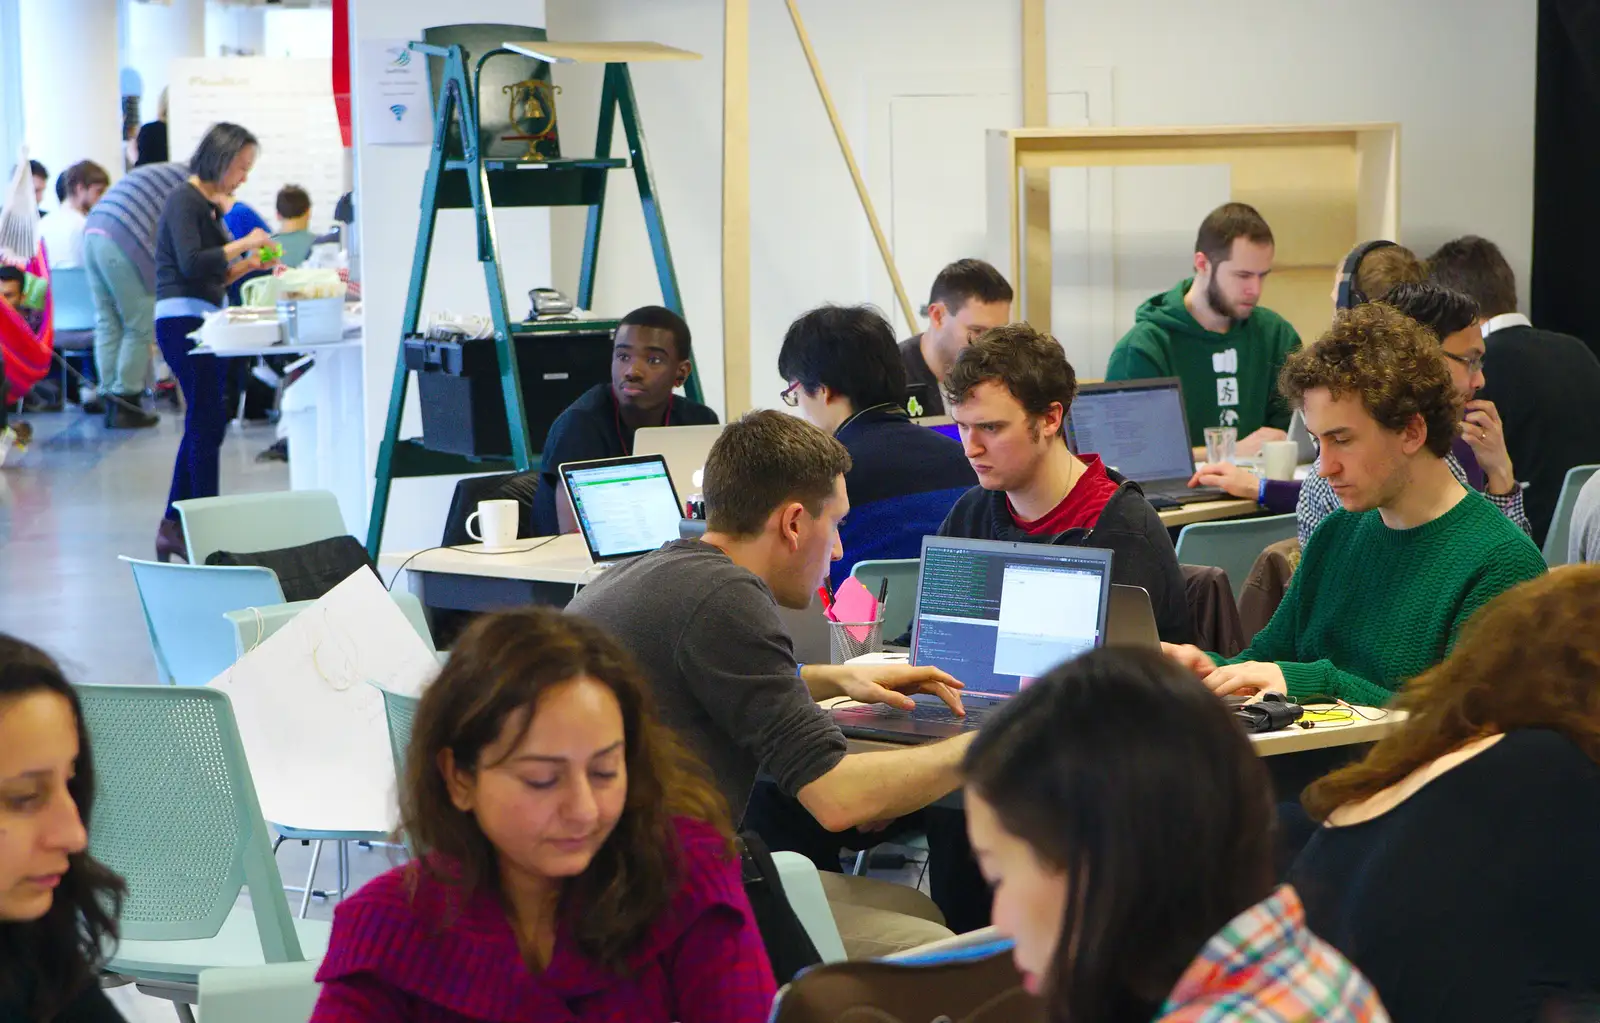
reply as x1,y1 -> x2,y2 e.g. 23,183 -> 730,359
151,121 -> 273,562
1292,567 -> 1600,1021
964,647 -> 1385,1022
310,608 -> 775,1022
0,635 -> 126,1022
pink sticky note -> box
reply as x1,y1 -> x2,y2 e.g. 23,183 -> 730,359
831,576 -> 879,643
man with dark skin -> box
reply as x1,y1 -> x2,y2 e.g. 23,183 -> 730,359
531,305 -> 719,535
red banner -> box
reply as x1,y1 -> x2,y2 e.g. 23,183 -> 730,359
332,0 -> 352,147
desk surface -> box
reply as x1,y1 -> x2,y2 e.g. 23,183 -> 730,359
1157,498 -> 1260,528
381,533 -> 596,586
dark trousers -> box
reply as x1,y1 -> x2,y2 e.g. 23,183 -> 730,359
741,780 -> 993,934
156,316 -> 226,519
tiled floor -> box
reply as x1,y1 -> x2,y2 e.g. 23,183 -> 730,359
3,407 -> 931,1021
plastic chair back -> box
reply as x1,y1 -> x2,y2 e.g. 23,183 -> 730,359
368,682 -> 420,782
77,684 -> 302,960
849,559 -> 921,638
225,591 -> 437,657
174,490 -> 348,568
1543,464 -> 1600,567
199,962 -> 320,1023
122,557 -> 285,686
49,266 -> 95,334
1174,513 -> 1298,602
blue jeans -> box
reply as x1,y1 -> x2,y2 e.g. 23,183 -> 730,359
84,232 -> 155,395
155,316 -> 225,519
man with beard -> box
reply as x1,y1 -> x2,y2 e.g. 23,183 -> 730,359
1107,202 -> 1300,454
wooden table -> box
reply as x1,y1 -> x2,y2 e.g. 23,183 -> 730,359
1157,497 -> 1261,529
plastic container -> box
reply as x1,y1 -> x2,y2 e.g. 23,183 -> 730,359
195,307 -> 282,351
828,619 -> 884,664
277,297 -> 344,345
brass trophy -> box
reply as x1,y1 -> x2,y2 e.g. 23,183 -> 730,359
502,77 -> 562,161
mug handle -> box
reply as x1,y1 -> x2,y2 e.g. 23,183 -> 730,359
466,510 -> 483,542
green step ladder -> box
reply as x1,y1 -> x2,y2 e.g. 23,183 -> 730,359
366,37 -> 703,556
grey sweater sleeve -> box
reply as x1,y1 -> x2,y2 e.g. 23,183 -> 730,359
674,579 -> 847,798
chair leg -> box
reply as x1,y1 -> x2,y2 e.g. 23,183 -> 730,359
299,841 -> 324,918
851,848 -> 869,875
337,841 -> 350,897
174,1003 -> 197,1023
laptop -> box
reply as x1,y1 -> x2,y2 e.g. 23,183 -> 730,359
633,424 -> 723,496
830,537 -> 1114,743
558,454 -> 684,565
1105,584 -> 1160,649
1065,378 -> 1224,505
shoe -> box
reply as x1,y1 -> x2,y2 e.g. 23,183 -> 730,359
156,517 -> 188,563
82,396 -> 106,415
106,395 -> 159,430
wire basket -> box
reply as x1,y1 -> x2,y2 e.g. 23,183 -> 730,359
828,619 -> 884,664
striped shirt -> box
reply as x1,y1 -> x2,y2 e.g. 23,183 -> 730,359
82,162 -> 189,293
1158,885 -> 1388,1022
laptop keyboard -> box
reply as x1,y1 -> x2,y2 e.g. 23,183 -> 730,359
866,701 -> 995,726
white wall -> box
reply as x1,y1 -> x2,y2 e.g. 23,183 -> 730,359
19,0 -> 123,206
349,0 -> 552,553
549,0 -> 1537,411
125,0 -> 206,124
263,8 -> 334,59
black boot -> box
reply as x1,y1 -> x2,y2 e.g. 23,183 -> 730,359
106,395 -> 158,429
82,395 -> 105,415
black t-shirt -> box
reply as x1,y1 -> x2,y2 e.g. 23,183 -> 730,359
899,335 -> 944,416
1291,729 -> 1600,1022
530,383 -> 719,535
0,970 -> 127,1023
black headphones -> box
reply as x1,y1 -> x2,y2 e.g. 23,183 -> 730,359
1336,239 -> 1398,310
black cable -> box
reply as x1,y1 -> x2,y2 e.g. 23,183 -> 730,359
46,348 -> 150,413
384,535 -> 559,591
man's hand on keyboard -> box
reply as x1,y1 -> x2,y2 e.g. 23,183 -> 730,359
833,664 -> 966,717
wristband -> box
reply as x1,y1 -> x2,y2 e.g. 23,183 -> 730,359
1257,476 -> 1268,507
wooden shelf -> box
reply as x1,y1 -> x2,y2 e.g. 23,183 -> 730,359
503,40 -> 701,64
436,158 -> 627,209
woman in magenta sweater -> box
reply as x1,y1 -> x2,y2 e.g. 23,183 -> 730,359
310,608 -> 776,1023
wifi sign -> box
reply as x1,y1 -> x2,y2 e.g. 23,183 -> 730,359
388,48 -> 412,67
390,104 -> 407,122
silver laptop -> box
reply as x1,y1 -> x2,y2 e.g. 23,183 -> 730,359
633,424 -> 723,497
558,454 -> 684,565
1066,378 -> 1224,505
1106,584 -> 1160,648
831,537 -> 1114,743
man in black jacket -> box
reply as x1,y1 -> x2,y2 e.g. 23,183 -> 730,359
1428,236 -> 1600,546
938,323 -> 1194,644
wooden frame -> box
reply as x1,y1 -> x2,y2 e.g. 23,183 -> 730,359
986,123 -> 1401,344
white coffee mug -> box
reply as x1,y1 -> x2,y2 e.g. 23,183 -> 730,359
466,499 -> 520,549
1262,440 -> 1300,481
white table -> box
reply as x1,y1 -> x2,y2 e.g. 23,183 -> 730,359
380,533 -> 598,611
194,335 -> 367,535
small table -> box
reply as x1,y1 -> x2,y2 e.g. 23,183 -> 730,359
380,533 -> 596,611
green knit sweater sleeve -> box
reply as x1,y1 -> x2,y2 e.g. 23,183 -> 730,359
1106,326 -> 1170,381
1443,537 -> 1549,651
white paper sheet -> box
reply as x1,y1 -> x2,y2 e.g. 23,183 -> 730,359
209,569 -> 438,834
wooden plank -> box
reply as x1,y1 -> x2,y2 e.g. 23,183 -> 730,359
1157,498 -> 1261,529
783,0 -> 918,332
721,0 -> 752,416
503,40 -> 701,63
1002,122 -> 1396,141
1020,0 -> 1050,328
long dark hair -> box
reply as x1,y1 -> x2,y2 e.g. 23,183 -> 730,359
401,608 -> 731,971
187,121 -> 258,185
0,636 -> 124,1020
964,647 -> 1276,1023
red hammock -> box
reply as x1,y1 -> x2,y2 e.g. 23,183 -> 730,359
0,248 -> 55,397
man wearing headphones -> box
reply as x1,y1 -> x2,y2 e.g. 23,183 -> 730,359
1107,202 -> 1300,456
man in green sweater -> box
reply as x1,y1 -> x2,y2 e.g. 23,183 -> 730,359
1106,202 -> 1300,453
1162,303 -> 1546,707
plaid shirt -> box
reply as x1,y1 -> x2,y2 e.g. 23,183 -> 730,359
1157,885 -> 1389,1022
1297,435 -> 1529,548
311,817 -> 775,1023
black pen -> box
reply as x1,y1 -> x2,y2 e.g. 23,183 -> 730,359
877,578 -> 889,605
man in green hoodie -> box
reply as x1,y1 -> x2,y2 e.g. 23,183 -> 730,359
1106,202 -> 1300,452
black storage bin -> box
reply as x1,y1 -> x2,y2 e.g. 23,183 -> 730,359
404,325 -> 614,458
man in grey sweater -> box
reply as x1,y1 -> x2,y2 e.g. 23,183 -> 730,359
568,410 -> 975,955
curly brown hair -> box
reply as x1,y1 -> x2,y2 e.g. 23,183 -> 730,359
1304,567 -> 1597,820
942,321 -> 1077,421
1278,302 -> 1461,458
400,608 -> 732,970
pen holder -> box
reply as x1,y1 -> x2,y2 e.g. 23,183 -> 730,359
828,618 -> 884,664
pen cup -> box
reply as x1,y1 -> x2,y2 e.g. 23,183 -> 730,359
828,618 -> 884,664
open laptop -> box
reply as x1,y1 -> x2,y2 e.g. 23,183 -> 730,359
830,537 -> 1114,743
557,454 -> 684,566
1066,378 -> 1224,505
1105,584 -> 1160,648
633,424 -> 723,496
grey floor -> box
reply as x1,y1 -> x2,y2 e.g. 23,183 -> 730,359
1,406 -> 929,1021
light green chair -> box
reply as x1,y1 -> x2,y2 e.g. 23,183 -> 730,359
849,559 -> 920,639
122,558 -> 286,686
174,490 -> 348,567
198,961 -> 320,1023
78,685 -> 329,1021
224,591 -> 438,658
369,682 -> 420,783
1174,513 -> 1298,602
1543,464 -> 1600,567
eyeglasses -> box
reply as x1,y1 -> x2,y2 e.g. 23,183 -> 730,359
1441,349 -> 1485,376
780,381 -> 801,407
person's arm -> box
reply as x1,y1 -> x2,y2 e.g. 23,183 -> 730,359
800,662 -> 963,713
1480,484 -> 1533,539
797,732 -> 976,832
528,411 -> 586,536
1189,462 -> 1302,513
1444,540 -> 1549,654
1104,331 -> 1167,381
669,903 -> 778,1023
165,196 -> 232,283
308,975 -> 411,1023
1294,466 -> 1339,549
